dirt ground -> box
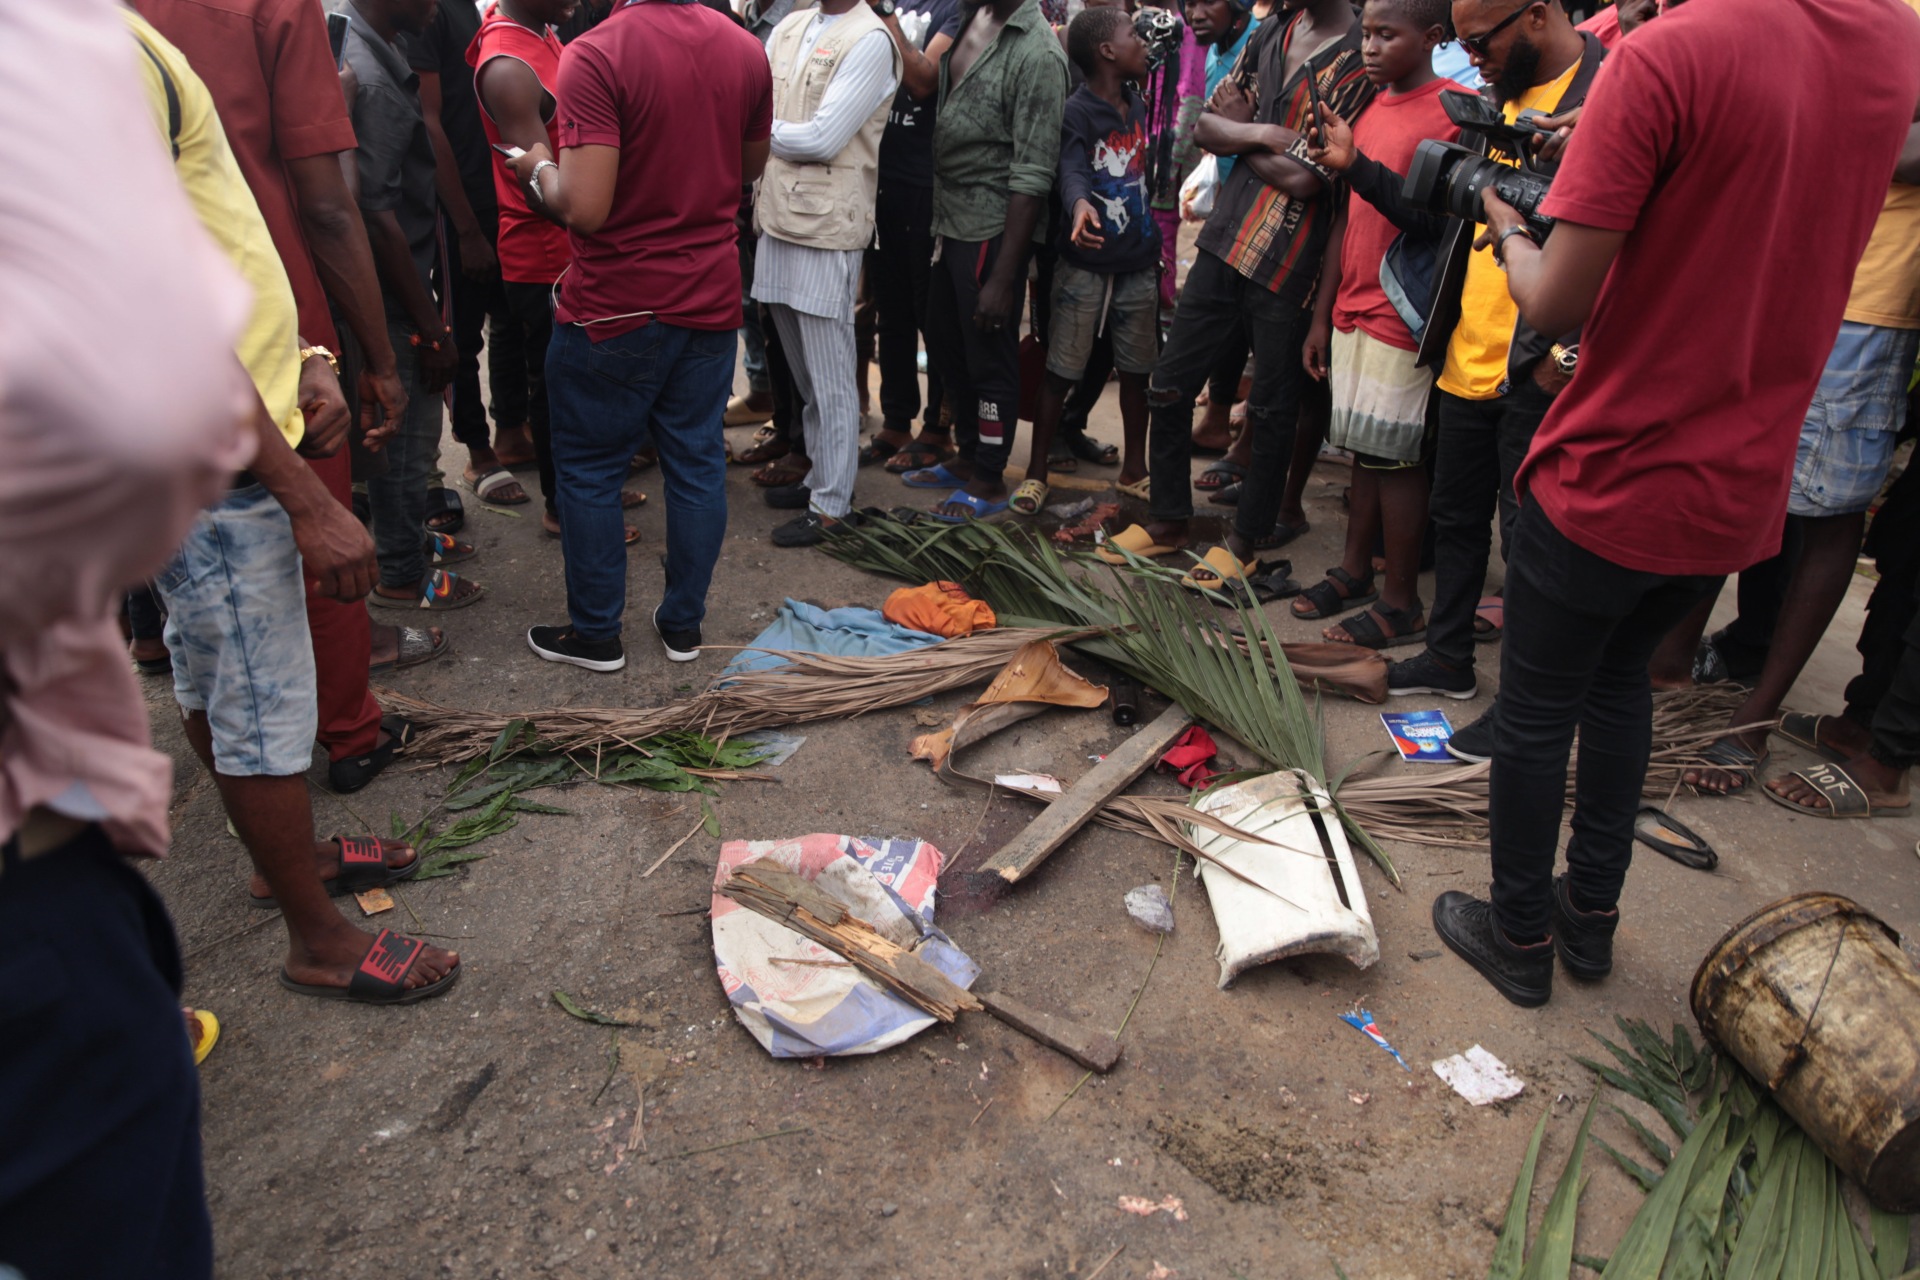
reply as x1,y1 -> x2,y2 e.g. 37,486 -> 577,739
145,299 -> 1920,1278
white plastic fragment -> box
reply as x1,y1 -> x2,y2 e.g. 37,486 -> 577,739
1124,883 -> 1175,934
1432,1044 -> 1526,1105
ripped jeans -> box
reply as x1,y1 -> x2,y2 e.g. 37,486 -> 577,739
1146,249 -> 1312,543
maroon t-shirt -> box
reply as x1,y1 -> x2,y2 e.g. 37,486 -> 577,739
1517,0 -> 1920,576
133,0 -> 358,350
552,0 -> 772,337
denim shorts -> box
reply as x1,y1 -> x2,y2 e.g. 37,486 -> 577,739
1047,262 -> 1159,379
1789,320 -> 1920,517
153,484 -> 318,777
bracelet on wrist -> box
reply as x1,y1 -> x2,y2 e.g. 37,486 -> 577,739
298,344 -> 339,375
1492,223 -> 1536,269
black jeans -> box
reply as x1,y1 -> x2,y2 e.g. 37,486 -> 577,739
499,280 -> 558,514
1148,250 -> 1310,542
926,234 -> 1020,481
125,584 -> 165,642
1426,381 -> 1556,668
870,182 -> 945,433
1847,459 -> 1920,725
1490,503 -> 1722,940
0,828 -> 211,1279
443,212 -> 525,450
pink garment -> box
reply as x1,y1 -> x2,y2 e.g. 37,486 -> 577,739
0,0 -> 253,857
1155,207 -> 1181,309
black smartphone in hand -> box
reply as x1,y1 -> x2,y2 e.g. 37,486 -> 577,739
1305,65 -> 1326,149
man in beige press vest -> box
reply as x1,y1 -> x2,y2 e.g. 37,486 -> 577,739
753,0 -> 902,546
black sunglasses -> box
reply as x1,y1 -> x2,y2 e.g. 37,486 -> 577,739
1458,0 -> 1539,58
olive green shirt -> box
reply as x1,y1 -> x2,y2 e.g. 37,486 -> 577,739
930,0 -> 1069,242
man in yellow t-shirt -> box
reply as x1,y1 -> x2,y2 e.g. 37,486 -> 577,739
1380,0 -> 1602,735
126,12 -> 463,1007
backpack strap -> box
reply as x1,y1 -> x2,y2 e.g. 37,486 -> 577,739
132,34 -> 182,160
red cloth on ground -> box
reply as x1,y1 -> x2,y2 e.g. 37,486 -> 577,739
1330,78 -> 1462,351
1157,725 -> 1219,788
552,2 -> 772,337
468,10 -> 571,284
1517,0 -> 1920,576
133,0 -> 358,348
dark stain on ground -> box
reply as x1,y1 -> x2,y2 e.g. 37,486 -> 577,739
428,1061 -> 498,1132
1151,1113 -> 1327,1205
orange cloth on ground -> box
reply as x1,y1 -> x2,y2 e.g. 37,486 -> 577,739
882,581 -> 997,638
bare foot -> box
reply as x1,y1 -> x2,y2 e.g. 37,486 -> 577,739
494,423 -> 535,467
248,835 -> 416,902
1142,520 -> 1190,551
1764,752 -> 1908,813
1192,399 -> 1235,453
369,624 -> 443,667
1683,729 -> 1768,795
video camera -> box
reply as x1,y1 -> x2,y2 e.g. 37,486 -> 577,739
1402,89 -> 1557,239
1134,6 -> 1183,71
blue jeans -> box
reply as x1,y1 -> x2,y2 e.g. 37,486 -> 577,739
153,484 -> 318,777
366,318 -> 445,589
547,320 -> 733,640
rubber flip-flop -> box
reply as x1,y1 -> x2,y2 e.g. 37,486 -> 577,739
1474,595 -> 1504,642
468,466 -> 528,505
1254,520 -> 1310,552
429,531 -> 476,567
1208,481 -> 1242,507
425,487 -> 464,535
1761,760 -> 1909,819
278,928 -> 460,1005
1687,737 -> 1764,796
1633,807 -> 1717,870
369,625 -> 449,673
1179,545 -> 1255,593
250,833 -> 420,908
1292,567 -> 1376,620
185,1008 -> 220,1066
928,489 -> 1010,523
858,436 -> 903,467
1194,459 -> 1245,492
1009,478 -> 1049,516
885,437 -> 954,473
901,463 -> 968,490
369,569 -> 486,611
1773,712 -> 1849,763
1116,477 -> 1151,501
1095,523 -> 1183,565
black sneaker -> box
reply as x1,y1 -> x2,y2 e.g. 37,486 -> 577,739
1431,891 -> 1553,1008
527,624 -> 626,672
1389,650 -> 1477,700
766,483 -> 811,510
1445,704 -> 1498,763
1551,875 -> 1618,980
652,607 -> 701,663
771,512 -> 829,548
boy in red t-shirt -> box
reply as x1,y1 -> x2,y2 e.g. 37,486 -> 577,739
1295,0 -> 1458,649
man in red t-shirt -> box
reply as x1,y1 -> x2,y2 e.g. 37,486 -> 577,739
504,0 -> 772,673
1430,0 -> 1920,1009
133,0 -> 433,794
471,0 -> 580,534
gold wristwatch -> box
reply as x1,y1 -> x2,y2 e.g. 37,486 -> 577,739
1550,343 -> 1578,376
299,344 -> 339,375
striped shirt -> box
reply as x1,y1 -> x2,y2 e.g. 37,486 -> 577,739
753,15 -> 898,321
1195,12 -> 1374,300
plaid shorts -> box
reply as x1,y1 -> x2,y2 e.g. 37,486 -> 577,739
1789,320 -> 1920,517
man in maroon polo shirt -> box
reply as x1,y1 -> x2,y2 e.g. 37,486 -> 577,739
134,0 -> 445,792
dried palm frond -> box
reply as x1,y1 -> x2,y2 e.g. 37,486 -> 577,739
379,626 -> 1077,765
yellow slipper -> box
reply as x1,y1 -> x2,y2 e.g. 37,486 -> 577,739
184,1008 -> 220,1066
1094,523 -> 1182,565
1179,545 -> 1255,592
1010,478 -> 1049,516
1116,476 -> 1150,501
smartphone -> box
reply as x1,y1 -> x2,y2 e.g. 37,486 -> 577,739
326,11 -> 349,68
1304,66 -> 1326,150
491,142 -> 525,160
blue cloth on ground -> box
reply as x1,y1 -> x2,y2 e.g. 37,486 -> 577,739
722,598 -> 947,676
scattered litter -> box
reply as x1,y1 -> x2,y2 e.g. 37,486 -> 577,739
723,598 -> 945,677
1381,709 -> 1456,763
1348,1090 -> 1371,1106
1043,496 -> 1096,520
1124,883 -> 1175,934
354,887 -> 395,916
912,708 -> 947,726
1147,1265 -> 1176,1280
1432,1044 -> 1526,1106
1156,725 -> 1220,787
1339,1008 -> 1412,1072
1116,1195 -> 1188,1222
733,728 -> 807,768
552,990 -> 640,1027
1051,501 -> 1120,544
1277,1085 -> 1297,1107
1191,771 -> 1379,985
711,834 -> 974,1058
994,773 -> 1063,794
1407,949 -> 1442,961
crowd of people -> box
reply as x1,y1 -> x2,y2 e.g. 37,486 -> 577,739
5,0 -> 1920,1268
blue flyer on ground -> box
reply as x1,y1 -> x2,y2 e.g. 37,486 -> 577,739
1381,710 -> 1455,763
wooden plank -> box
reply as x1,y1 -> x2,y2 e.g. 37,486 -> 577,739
975,989 -> 1123,1073
978,703 -> 1191,883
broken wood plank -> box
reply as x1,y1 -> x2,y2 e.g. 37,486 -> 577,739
975,989 -> 1123,1074
977,703 -> 1191,884
719,864 -> 983,1021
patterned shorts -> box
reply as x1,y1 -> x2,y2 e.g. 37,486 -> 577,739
1789,320 -> 1920,517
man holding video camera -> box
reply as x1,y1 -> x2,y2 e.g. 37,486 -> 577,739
1377,0 -> 1601,715
1430,0 -> 1920,1008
